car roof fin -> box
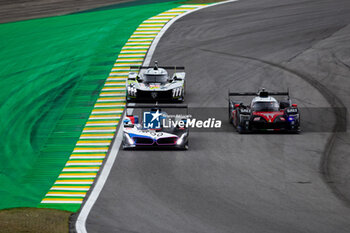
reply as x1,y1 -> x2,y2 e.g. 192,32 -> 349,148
259,88 -> 269,97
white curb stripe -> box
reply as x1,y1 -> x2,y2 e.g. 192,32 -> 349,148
97,98 -> 124,102
51,188 -> 90,191
46,194 -> 86,197
63,169 -> 100,172
55,181 -> 94,184
59,175 -> 97,178
66,163 -> 102,166
88,117 -> 121,120
42,200 -> 83,204
70,156 -> 106,159
76,143 -> 111,146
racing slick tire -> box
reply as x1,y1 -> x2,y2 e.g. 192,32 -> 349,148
237,122 -> 249,134
180,141 -> 189,150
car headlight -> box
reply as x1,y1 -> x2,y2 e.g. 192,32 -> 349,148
176,132 -> 187,145
172,87 -> 182,97
127,85 -> 137,96
125,133 -> 134,145
288,114 -> 299,121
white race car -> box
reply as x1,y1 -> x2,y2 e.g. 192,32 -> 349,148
126,61 -> 185,102
122,104 -> 189,150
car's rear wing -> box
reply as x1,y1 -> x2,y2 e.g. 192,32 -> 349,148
126,103 -> 188,109
126,103 -> 188,114
130,60 -> 184,71
228,89 -> 289,98
130,66 -> 185,70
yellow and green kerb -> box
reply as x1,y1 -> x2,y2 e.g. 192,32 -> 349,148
39,4 -> 208,211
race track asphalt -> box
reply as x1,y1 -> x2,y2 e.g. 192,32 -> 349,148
87,0 -> 350,232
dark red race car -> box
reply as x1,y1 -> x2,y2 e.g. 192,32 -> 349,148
228,89 -> 300,133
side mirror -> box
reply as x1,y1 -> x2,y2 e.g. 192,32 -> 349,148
292,104 -> 297,108
123,119 -> 134,128
173,73 -> 184,81
128,72 -> 137,81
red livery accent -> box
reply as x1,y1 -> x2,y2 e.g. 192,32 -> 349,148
253,111 -> 284,123
125,116 -> 135,124
231,110 -> 236,118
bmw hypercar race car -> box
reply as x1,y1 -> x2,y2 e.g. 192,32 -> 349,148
122,104 -> 189,150
228,89 -> 300,133
126,61 -> 185,102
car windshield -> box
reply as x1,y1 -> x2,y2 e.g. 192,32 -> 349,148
143,74 -> 168,83
252,101 -> 279,112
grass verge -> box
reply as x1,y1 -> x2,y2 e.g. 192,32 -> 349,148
181,0 -> 226,3
0,0 -> 183,212
0,208 -> 71,233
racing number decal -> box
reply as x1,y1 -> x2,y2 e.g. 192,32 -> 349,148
150,132 -> 163,137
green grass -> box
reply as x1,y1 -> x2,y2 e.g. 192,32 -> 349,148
181,0 -> 225,3
0,0 -> 185,211
0,208 -> 71,233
